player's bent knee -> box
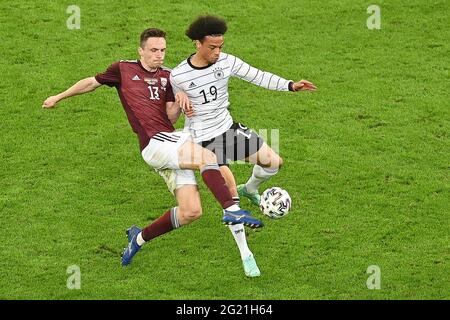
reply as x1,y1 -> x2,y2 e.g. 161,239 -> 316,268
269,153 -> 283,169
262,153 -> 283,170
181,206 -> 202,223
203,149 -> 218,166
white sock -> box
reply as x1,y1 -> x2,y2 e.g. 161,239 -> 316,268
245,165 -> 279,193
225,204 -> 240,211
228,224 -> 252,260
136,232 -> 145,246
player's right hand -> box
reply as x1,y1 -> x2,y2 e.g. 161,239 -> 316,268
42,96 -> 59,108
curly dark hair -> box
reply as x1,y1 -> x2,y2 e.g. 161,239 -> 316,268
140,28 -> 166,48
185,15 -> 227,41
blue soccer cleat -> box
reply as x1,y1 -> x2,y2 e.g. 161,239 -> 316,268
126,225 -> 142,242
222,209 -> 264,229
242,255 -> 261,277
121,225 -> 142,266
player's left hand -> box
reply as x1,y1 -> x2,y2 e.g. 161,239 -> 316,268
175,92 -> 190,109
183,102 -> 195,118
292,80 -> 317,91
175,92 -> 195,117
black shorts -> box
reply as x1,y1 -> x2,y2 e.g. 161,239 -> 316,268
200,122 -> 264,166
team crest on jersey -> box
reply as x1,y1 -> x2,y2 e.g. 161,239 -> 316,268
144,78 -> 158,85
213,67 -> 224,80
160,77 -> 167,88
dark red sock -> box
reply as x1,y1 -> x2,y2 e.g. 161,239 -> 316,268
142,209 -> 178,242
201,166 -> 235,209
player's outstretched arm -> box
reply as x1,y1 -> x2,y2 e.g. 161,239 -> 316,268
230,54 -> 316,92
42,77 -> 102,108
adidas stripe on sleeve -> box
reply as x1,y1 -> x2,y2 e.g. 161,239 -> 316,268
229,54 -> 292,91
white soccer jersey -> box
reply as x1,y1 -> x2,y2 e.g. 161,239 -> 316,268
170,52 -> 293,142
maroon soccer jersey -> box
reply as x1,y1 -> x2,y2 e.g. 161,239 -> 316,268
95,60 -> 176,151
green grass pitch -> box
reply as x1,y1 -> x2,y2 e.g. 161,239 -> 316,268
0,0 -> 448,299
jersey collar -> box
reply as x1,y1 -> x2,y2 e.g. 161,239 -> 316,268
187,54 -> 214,70
138,60 -> 160,73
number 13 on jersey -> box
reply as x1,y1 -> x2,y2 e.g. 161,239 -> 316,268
148,86 -> 160,100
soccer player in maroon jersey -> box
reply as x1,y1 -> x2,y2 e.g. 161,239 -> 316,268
42,28 -> 263,269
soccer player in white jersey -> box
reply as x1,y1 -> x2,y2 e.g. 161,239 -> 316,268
170,16 -> 317,274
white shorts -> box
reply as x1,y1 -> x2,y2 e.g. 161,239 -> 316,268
155,168 -> 197,195
141,131 -> 197,194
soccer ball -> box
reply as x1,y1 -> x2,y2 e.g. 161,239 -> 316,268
259,187 -> 292,219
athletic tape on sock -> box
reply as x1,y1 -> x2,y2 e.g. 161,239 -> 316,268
200,163 -> 220,174
170,207 -> 180,229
